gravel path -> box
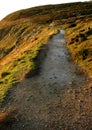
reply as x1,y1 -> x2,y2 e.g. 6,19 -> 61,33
0,30 -> 89,130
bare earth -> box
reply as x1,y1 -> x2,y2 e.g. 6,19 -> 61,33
0,30 -> 91,130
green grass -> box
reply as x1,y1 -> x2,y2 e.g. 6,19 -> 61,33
0,44 -> 42,102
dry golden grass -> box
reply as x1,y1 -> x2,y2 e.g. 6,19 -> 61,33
0,21 -> 57,102
65,17 -> 92,77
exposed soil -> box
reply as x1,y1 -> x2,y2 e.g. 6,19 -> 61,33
0,30 -> 91,130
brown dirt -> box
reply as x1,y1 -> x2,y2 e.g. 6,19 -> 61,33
0,31 -> 92,130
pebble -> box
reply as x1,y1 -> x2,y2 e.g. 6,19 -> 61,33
22,125 -> 25,128
69,81 -> 73,85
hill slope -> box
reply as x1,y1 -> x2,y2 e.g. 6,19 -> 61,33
0,1 -> 92,130
0,1 -> 92,102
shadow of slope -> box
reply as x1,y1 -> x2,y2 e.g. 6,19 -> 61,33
25,43 -> 49,78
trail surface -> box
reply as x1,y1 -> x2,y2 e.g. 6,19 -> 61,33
0,30 -> 89,130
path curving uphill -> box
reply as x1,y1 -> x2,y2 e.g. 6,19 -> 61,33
0,30 -> 90,130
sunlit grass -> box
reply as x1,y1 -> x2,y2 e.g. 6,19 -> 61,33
65,18 -> 92,77
0,21 -> 56,102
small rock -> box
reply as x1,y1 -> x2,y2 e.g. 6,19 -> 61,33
22,125 -> 25,128
69,81 -> 73,85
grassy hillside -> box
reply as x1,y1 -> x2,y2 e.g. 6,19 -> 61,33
65,17 -> 92,76
0,1 -> 92,102
0,21 -> 57,102
57,13 -> 92,76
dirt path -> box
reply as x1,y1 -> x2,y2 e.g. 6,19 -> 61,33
0,30 -> 90,130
